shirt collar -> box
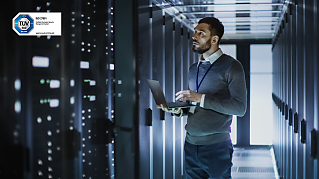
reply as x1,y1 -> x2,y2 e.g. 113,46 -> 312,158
197,48 -> 224,66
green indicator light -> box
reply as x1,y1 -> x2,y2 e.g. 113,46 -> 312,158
84,79 -> 90,82
88,95 -> 90,98
40,99 -> 44,104
46,79 -> 50,84
113,79 -> 116,82
40,79 -> 45,84
48,99 -> 51,102
83,95 -> 87,98
44,99 -> 48,103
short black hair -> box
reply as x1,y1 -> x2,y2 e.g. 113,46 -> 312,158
198,17 -> 224,44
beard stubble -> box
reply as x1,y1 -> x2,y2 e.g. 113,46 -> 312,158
192,37 -> 211,54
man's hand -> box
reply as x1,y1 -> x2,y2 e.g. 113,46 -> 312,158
176,90 -> 202,103
157,104 -> 181,115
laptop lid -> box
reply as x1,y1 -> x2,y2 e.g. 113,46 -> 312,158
147,79 -> 169,108
147,79 -> 195,109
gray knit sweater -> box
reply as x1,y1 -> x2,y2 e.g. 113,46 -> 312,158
182,54 -> 247,145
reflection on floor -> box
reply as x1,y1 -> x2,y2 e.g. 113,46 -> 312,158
231,146 -> 279,179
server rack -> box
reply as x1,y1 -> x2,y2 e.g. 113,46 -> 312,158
134,1 -> 196,178
1,0 -> 197,178
272,0 -> 319,178
1,0 -> 114,178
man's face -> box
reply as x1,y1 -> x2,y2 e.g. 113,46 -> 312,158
192,23 -> 212,54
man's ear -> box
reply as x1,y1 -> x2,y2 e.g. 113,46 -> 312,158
211,35 -> 219,44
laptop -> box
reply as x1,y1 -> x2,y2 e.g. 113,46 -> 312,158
147,79 -> 195,109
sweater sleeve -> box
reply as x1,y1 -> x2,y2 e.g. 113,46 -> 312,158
202,60 -> 247,117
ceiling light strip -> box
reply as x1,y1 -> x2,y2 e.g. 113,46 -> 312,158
221,22 -> 277,25
189,16 -> 280,20
173,3 -> 284,8
273,0 -> 292,42
224,30 -> 275,33
153,0 -> 195,30
183,10 -> 282,15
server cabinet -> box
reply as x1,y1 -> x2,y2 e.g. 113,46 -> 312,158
1,0 -> 114,178
136,1 -> 151,178
291,2 -> 298,179
272,0 -> 319,178
2,0 -> 216,179
164,12 -> 175,179
134,1 -> 196,178
152,6 -> 165,179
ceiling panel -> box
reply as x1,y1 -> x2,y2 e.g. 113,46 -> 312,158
154,0 -> 288,40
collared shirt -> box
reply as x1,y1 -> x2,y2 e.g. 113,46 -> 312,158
189,48 -> 224,114
197,48 -> 224,66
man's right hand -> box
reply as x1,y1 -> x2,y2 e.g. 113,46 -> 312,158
156,104 -> 182,115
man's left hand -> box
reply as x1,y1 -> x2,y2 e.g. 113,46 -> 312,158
176,90 -> 202,103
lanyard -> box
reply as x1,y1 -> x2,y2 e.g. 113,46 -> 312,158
196,62 -> 214,93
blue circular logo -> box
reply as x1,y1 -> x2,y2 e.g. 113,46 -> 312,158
14,14 -> 34,33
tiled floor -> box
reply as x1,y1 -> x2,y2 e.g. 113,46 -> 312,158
231,146 -> 279,179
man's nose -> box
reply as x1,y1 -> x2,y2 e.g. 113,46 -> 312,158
192,35 -> 196,41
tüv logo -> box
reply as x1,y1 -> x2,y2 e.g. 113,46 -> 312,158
14,14 -> 34,34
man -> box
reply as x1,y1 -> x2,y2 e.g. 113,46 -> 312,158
158,17 -> 247,179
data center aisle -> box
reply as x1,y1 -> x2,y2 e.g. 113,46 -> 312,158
231,146 -> 279,179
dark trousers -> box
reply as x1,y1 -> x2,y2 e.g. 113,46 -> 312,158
184,140 -> 234,179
